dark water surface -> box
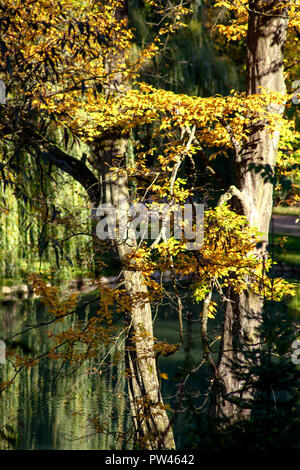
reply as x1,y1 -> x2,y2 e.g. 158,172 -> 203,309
0,289 -> 213,450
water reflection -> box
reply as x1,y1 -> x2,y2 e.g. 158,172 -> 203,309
0,297 -> 129,450
0,289 -> 217,450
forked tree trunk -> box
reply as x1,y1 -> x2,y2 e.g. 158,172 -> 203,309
93,134 -> 175,449
212,0 -> 288,420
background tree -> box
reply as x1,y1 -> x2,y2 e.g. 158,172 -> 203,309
209,0 -> 297,420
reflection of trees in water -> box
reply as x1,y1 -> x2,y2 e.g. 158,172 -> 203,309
2,300 -> 19,335
0,298 -> 129,450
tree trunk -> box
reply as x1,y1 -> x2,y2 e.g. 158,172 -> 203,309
88,1 -> 175,447
93,133 -> 175,449
212,0 -> 288,420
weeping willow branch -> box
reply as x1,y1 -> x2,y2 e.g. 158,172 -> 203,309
25,127 -> 101,205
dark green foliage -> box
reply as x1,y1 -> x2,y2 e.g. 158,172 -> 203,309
129,0 -> 240,96
184,301 -> 300,449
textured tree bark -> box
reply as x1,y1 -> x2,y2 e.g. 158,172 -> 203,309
86,1 -> 174,447
212,0 -> 288,420
92,133 -> 175,449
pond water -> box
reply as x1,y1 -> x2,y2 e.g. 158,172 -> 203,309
0,288 -> 213,450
